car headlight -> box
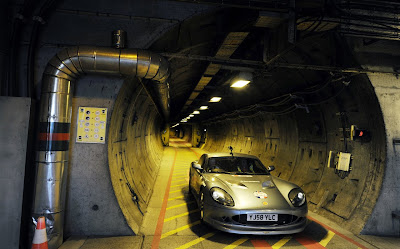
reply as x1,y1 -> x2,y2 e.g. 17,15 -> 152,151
289,188 -> 306,207
210,187 -> 234,207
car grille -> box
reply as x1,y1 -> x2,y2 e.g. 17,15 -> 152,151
231,214 -> 299,226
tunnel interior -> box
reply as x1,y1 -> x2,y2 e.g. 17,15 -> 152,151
2,0 -> 400,248
101,5 -> 389,237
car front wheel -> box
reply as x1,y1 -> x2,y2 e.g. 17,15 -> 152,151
199,190 -> 204,222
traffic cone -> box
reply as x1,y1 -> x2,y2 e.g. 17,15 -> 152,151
32,216 -> 48,249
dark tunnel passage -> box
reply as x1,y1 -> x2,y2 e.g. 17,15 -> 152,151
2,1 -> 400,248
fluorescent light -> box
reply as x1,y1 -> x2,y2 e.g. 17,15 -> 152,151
231,72 -> 252,88
210,97 -> 221,102
199,106 -> 208,110
231,80 -> 250,88
192,111 -> 200,114
181,120 -> 187,122
189,114 -> 194,117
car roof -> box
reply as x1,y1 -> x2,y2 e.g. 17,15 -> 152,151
205,152 -> 260,159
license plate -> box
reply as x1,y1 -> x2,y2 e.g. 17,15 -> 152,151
246,213 -> 278,221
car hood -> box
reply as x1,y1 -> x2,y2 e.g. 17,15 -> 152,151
206,174 -> 294,210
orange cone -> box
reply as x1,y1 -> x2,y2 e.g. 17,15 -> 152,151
32,216 -> 48,249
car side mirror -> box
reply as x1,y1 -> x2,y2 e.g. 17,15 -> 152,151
267,165 -> 275,172
192,162 -> 203,171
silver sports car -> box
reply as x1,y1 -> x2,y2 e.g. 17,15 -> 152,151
189,152 -> 308,235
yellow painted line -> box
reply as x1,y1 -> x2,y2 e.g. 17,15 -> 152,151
161,221 -> 201,239
171,179 -> 187,183
169,189 -> 185,194
168,195 -> 185,201
223,238 -> 248,249
175,232 -> 215,249
164,209 -> 199,222
166,201 -> 195,210
170,183 -> 188,188
319,230 -> 335,247
272,236 -> 292,249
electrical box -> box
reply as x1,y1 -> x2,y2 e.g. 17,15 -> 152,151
337,152 -> 351,171
327,151 -> 352,172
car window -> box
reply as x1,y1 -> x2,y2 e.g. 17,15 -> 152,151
207,157 -> 270,175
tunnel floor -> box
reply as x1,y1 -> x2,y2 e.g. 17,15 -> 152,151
60,138 -> 400,249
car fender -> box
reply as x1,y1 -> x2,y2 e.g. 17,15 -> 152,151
272,176 -> 307,208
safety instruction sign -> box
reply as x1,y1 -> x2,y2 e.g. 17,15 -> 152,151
76,107 -> 107,144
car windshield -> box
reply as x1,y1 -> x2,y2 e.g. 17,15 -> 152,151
206,157 -> 270,175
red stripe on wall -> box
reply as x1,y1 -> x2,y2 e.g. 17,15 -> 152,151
39,133 -> 70,141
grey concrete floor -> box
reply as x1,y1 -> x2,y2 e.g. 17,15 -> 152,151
59,139 -> 400,249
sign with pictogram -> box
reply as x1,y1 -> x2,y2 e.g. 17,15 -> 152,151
76,107 -> 107,143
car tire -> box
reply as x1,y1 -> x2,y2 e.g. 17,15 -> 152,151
188,176 -> 192,193
199,190 -> 205,222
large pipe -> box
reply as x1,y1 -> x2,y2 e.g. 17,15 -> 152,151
32,46 -> 169,248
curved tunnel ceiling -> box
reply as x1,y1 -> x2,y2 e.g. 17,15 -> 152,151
150,7 -> 355,124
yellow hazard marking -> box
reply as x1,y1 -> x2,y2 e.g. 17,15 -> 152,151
174,232 -> 215,249
172,174 -> 187,177
169,189 -> 185,194
170,183 -> 188,188
164,209 -> 200,222
168,195 -> 185,201
166,201 -> 195,210
319,230 -> 335,247
223,238 -> 249,249
171,179 -> 187,183
272,236 -> 292,249
161,221 -> 201,239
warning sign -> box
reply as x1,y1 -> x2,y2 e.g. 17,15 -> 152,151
76,107 -> 107,144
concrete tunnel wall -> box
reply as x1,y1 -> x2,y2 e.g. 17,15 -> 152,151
202,74 -> 386,235
103,73 -> 389,236
108,78 -> 164,234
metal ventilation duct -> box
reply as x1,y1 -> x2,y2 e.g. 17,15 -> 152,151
32,46 -> 169,248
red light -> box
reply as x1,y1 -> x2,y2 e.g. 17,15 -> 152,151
359,131 -> 363,137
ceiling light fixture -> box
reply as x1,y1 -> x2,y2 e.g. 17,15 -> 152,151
231,72 -> 252,88
199,106 -> 208,110
231,80 -> 250,88
189,114 -> 194,117
193,111 -> 200,114
210,97 -> 222,102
